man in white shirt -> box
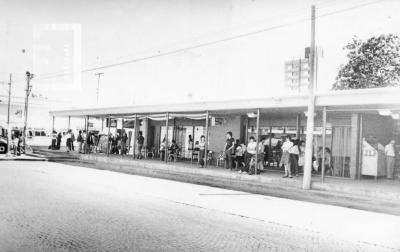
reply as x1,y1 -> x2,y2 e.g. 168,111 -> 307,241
385,140 -> 396,179
281,136 -> 294,178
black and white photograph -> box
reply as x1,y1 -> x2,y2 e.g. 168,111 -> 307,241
1,0 -> 400,251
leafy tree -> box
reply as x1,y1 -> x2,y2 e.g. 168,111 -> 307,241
333,34 -> 400,90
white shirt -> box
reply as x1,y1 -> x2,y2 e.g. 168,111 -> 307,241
247,142 -> 257,155
385,144 -> 395,157
281,140 -> 293,152
288,145 -> 300,155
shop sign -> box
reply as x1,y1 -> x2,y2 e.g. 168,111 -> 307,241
211,117 -> 224,126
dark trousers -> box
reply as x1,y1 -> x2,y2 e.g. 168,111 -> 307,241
137,145 -> 143,158
290,154 -> 299,175
225,151 -> 232,169
51,139 -> 56,150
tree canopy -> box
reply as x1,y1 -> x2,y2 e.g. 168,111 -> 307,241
333,34 -> 400,90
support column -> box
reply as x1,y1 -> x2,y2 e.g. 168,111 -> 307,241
321,107 -> 327,183
107,115 -> 111,156
302,5 -> 316,190
86,116 -> 90,133
191,126 -> 195,163
133,114 -> 138,159
101,118 -> 104,132
350,113 -> 361,179
255,109 -> 260,175
296,114 -> 301,140
165,112 -> 169,163
52,116 -> 55,133
67,116 -> 71,130
205,111 -> 210,167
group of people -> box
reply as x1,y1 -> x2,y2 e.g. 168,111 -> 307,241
50,131 -> 63,150
107,130 -> 144,157
222,131 -> 308,177
11,132 -> 24,155
76,130 -> 97,154
159,138 -> 180,161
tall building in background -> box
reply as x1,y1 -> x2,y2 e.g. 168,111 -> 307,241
284,58 -> 310,93
284,46 -> 323,93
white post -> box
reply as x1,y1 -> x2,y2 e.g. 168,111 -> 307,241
302,5 -> 316,190
321,106 -> 327,183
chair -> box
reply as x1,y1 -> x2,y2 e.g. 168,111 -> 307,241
216,151 -> 226,167
168,149 -> 180,162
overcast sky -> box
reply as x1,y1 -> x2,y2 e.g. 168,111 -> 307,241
1,0 -> 399,109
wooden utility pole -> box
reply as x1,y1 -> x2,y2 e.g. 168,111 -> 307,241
302,5 -> 316,190
23,71 -> 34,151
95,72 -> 104,105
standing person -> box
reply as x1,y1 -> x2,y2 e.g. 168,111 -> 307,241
86,132 -> 94,154
385,140 -> 396,179
198,135 -> 206,167
70,130 -> 75,151
223,131 -> 235,170
160,137 -> 166,161
137,131 -> 145,159
288,139 -> 300,177
56,132 -> 62,150
82,130 -> 87,153
66,130 -> 72,152
120,130 -> 128,155
50,131 -> 57,150
77,130 -> 83,153
280,136 -> 294,178
298,141 -> 305,173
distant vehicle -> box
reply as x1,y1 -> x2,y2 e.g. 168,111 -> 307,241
0,126 -> 9,154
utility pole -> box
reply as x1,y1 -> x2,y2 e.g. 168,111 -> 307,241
23,71 -> 34,152
302,5 -> 316,190
95,72 -> 104,105
6,74 -> 12,155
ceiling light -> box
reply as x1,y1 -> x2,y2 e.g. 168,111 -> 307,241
378,110 -> 392,116
247,112 -> 257,118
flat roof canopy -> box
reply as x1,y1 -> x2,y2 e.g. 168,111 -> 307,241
49,87 -> 400,118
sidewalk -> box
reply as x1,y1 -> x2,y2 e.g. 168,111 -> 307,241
0,154 -> 47,161
75,152 -> 400,202
32,148 -> 400,210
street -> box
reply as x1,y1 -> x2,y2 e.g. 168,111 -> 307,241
0,161 -> 399,252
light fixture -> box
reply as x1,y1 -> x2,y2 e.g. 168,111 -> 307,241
391,113 -> 399,120
247,112 -> 257,118
378,109 -> 392,116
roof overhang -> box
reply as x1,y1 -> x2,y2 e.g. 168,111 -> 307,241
49,87 -> 400,118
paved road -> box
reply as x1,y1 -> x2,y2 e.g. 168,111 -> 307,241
0,161 -> 399,252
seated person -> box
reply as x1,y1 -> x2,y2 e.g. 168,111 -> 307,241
168,140 -> 180,161
243,137 -> 257,173
235,139 -> 246,170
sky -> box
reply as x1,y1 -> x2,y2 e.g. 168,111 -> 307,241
0,0 -> 399,109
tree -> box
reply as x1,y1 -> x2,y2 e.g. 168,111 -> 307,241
333,34 -> 400,90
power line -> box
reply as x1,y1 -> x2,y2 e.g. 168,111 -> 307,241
26,0 -> 389,82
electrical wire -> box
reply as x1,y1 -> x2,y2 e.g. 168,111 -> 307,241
12,0 -> 389,83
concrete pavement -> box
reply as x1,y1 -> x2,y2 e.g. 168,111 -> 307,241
0,161 -> 399,251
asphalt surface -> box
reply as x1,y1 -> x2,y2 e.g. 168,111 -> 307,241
0,161 -> 399,252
